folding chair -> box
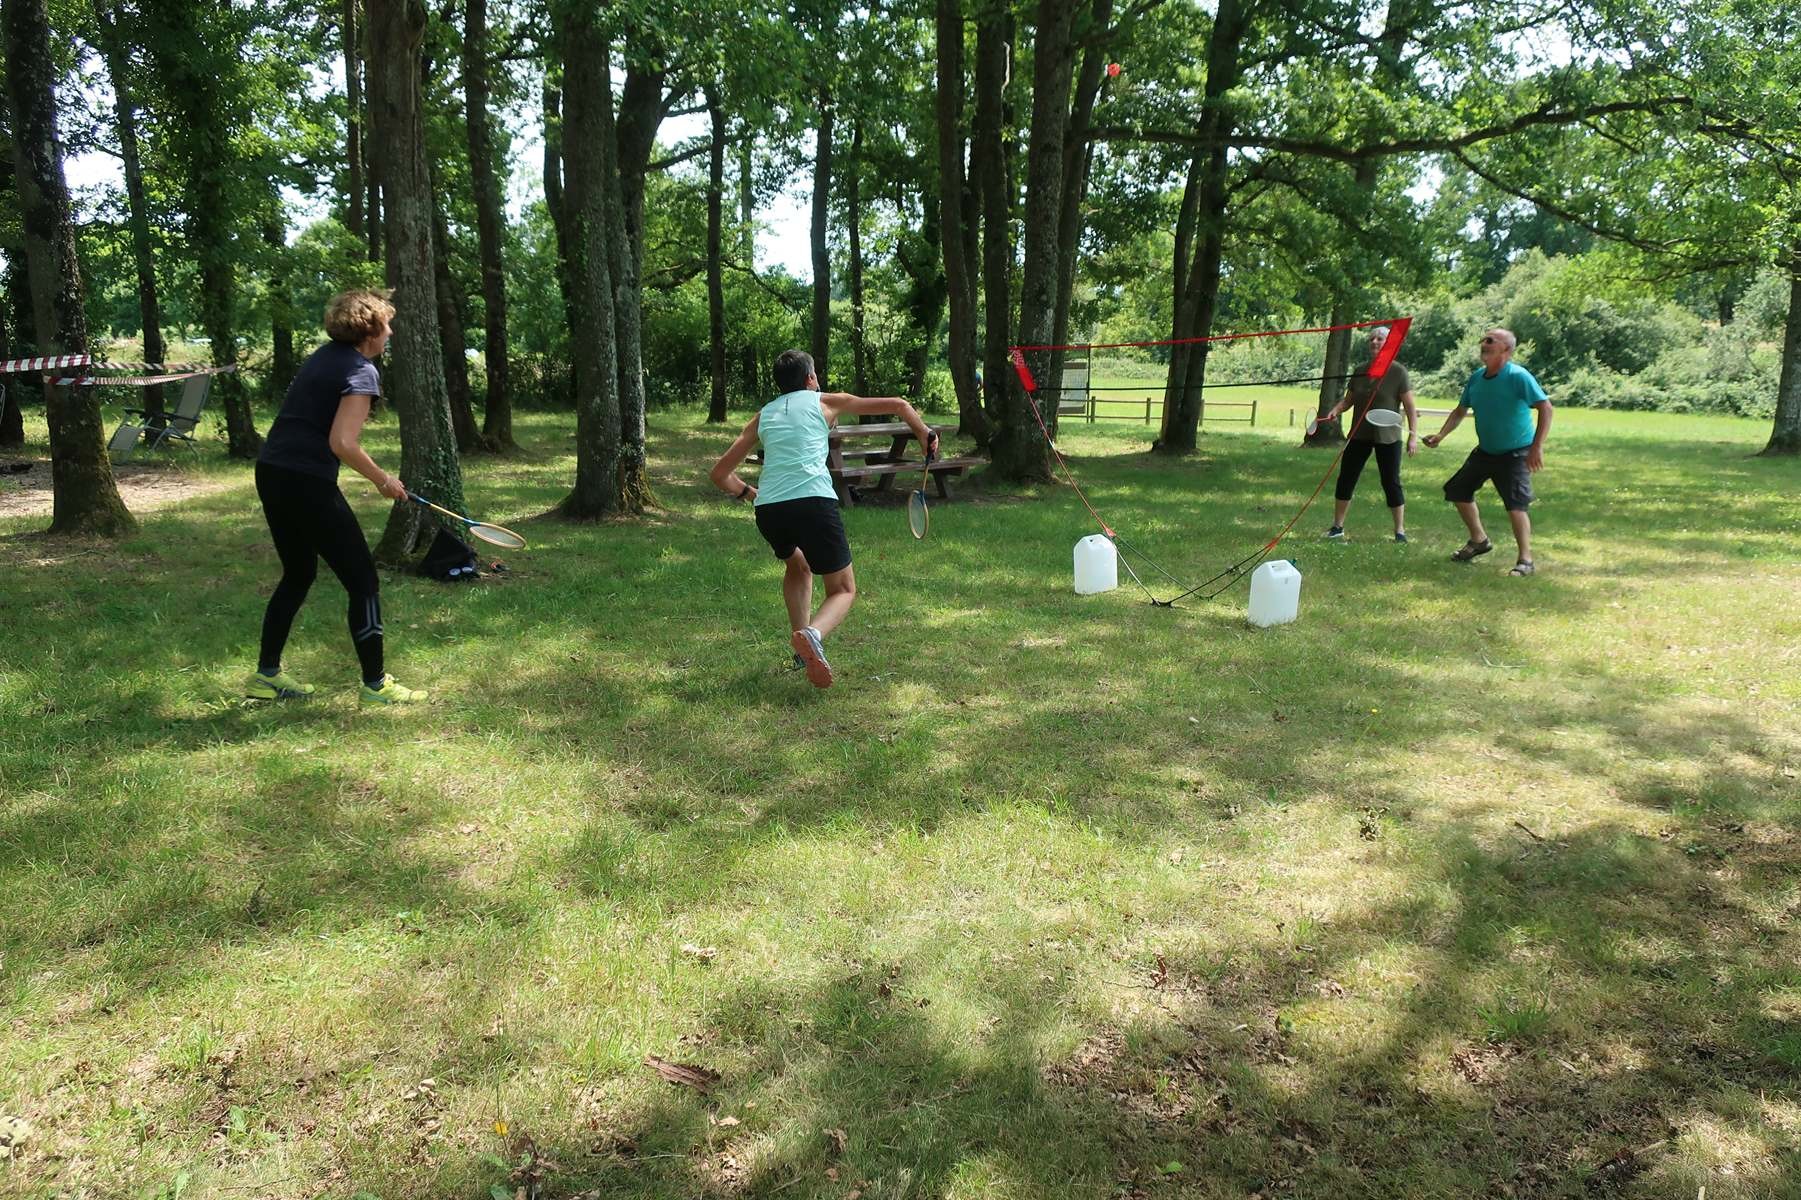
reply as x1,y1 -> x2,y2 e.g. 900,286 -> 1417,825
108,372 -> 216,461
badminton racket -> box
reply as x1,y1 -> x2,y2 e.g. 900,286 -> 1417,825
409,492 -> 528,550
908,430 -> 939,540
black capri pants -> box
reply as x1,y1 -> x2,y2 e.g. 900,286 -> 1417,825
255,461 -> 384,678
1335,439 -> 1405,509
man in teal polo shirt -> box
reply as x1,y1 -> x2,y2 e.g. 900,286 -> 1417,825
1422,328 -> 1554,576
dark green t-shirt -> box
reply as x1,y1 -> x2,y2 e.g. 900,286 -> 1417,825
1343,361 -> 1411,444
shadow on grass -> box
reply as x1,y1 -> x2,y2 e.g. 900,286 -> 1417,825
479,772 -> 1797,1199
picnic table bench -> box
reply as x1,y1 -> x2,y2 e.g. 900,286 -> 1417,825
827,421 -> 979,504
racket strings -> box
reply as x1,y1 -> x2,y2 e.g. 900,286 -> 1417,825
470,524 -> 527,550
908,491 -> 929,539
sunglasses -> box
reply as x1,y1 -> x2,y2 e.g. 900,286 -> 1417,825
1480,336 -> 1499,346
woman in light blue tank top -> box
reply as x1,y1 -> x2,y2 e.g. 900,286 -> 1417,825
753,388 -> 837,505
710,349 -> 938,689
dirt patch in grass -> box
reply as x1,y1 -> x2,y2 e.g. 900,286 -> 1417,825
0,453 -> 236,520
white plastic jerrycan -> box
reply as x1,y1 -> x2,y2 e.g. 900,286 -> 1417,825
1073,534 -> 1118,595
1247,559 -> 1302,627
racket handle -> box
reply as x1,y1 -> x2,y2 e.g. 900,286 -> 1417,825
408,492 -> 463,523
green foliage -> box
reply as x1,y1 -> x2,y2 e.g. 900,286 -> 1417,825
1389,250 -> 1782,415
1565,326 -> 1780,418
1738,268 -> 1793,338
283,220 -> 385,334
502,203 -> 566,364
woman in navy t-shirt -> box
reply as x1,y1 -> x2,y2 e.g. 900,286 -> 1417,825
247,289 -> 425,704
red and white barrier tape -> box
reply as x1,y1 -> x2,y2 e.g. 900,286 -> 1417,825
0,354 -> 91,373
90,361 -> 209,373
48,365 -> 237,387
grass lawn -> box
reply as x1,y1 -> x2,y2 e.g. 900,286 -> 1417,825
2,399 -> 1798,1200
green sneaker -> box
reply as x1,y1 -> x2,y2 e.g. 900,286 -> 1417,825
360,675 -> 428,705
245,670 -> 315,700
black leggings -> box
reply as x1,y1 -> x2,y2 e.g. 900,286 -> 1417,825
255,462 -> 384,684
1334,439 -> 1405,509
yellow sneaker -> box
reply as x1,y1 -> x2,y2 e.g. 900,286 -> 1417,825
245,670 -> 315,700
360,675 -> 428,705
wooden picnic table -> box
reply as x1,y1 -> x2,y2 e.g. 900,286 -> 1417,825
825,421 -> 981,505
752,421 -> 979,504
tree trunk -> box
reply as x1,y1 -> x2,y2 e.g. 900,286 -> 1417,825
1309,306 -> 1355,448
935,0 -> 988,445
0,295 -> 19,447
344,0 -> 364,241
201,270 -> 260,456
140,0 -> 261,457
739,137 -> 754,263
995,0 -> 1075,483
93,0 -> 168,424
706,85 -> 728,422
1157,0 -> 1245,454
366,122 -> 383,263
848,121 -> 867,395
264,214 -> 297,402
738,139 -> 757,401
974,9 -> 1014,443
1310,7 -> 1413,448
431,186 -> 479,453
810,89 -> 833,387
1313,323 -> 1354,442
366,0 -> 465,558
1050,0 -> 1111,380
1162,151 -> 1202,424
0,205 -> 31,447
610,65 -> 661,512
3,0 -> 134,535
463,0 -> 513,449
552,3 -> 622,517
542,75 -> 572,307
1761,252 -> 1801,456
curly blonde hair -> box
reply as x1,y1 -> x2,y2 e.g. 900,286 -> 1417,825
324,288 -> 395,344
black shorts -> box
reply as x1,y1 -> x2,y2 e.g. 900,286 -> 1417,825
1444,446 -> 1534,511
754,496 -> 852,574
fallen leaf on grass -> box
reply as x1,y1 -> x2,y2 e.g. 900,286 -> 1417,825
0,1115 -> 30,1159
1584,1139 -> 1664,1190
679,943 -> 718,962
716,1115 -> 740,1128
643,1054 -> 720,1094
826,1128 -> 848,1157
